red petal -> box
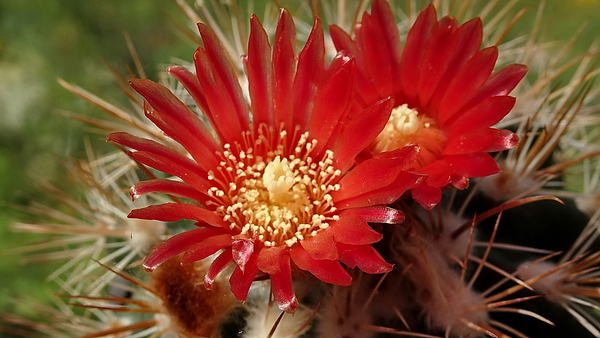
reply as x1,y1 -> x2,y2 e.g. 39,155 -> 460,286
371,0 -> 403,90
309,54 -> 354,155
462,64 -> 527,111
330,24 -> 360,61
357,11 -> 394,98
427,17 -> 483,113
349,206 -> 405,224
273,9 -> 296,129
340,171 -> 424,209
167,66 -> 210,118
232,238 -> 255,271
372,144 -> 421,169
332,145 -> 419,202
327,212 -> 383,245
444,128 -> 506,156
142,227 -> 230,271
257,245 -> 286,275
181,234 -> 233,264
330,25 -> 381,107
107,132 -> 211,193
400,4 -> 438,103
445,96 -> 516,138
292,17 -> 325,130
205,248 -> 233,290
197,23 -> 249,129
129,79 -> 220,169
331,97 -> 394,172
229,250 -> 259,301
270,254 -> 298,313
128,203 -> 228,228
300,230 -> 339,260
420,160 -> 452,188
130,179 -> 208,204
485,129 -> 518,152
438,47 -> 498,124
194,47 -> 245,145
289,245 -> 352,285
445,153 -> 501,178
337,243 -> 392,274
417,17 -> 459,105
246,14 -> 274,128
450,175 -> 470,190
411,183 -> 443,210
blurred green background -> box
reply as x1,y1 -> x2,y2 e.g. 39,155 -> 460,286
0,0 -> 194,327
0,0 -> 600,334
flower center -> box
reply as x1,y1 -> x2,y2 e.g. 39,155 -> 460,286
391,104 -> 422,135
263,157 -> 296,204
207,127 -> 341,247
372,104 -> 446,168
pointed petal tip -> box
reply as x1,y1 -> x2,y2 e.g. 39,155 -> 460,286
232,239 -> 255,271
142,258 -> 159,273
278,295 -> 299,313
129,186 -> 141,201
204,275 -> 214,290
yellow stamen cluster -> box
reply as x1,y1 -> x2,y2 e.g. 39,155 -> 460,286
207,127 -> 342,247
372,104 -> 446,167
390,104 -> 423,135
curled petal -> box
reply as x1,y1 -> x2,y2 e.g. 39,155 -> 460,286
129,203 -> 228,228
484,129 -> 519,152
332,145 -> 421,205
327,212 -> 383,245
464,63 -> 527,109
445,153 -> 501,178
205,249 -> 233,290
420,160 -> 452,188
290,245 -> 352,286
332,97 -> 395,172
335,170 -> 425,209
337,243 -> 393,274
181,234 -> 233,264
309,53 -> 354,155
130,179 -> 208,204
445,96 -> 517,138
270,255 -> 298,313
257,245 -> 286,275
229,250 -> 259,301
444,128 -> 509,155
143,227 -> 230,271
232,239 -> 255,271
167,66 -> 210,117
128,79 -> 220,166
349,206 -> 405,224
300,230 -> 338,260
412,184 -> 443,210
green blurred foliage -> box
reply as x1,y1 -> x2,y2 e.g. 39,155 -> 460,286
0,0 -> 193,327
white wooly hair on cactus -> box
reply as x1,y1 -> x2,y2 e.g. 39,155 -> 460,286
421,249 -> 489,337
315,275 -> 381,338
517,260 -> 569,303
415,207 -> 475,262
242,282 -> 311,338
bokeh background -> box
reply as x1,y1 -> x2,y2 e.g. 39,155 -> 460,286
1,0 -> 600,332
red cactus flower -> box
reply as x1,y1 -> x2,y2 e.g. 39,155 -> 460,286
331,0 -> 527,209
108,9 -> 423,312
